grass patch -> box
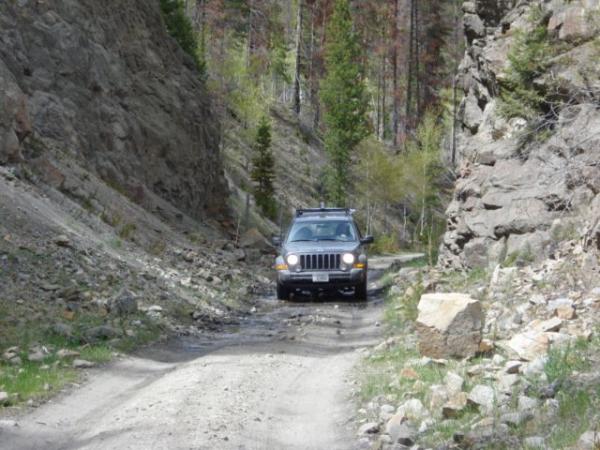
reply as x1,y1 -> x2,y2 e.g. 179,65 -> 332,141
0,361 -> 78,405
548,389 -> 594,448
544,338 -> 591,384
383,280 -> 423,330
79,345 -> 113,364
0,310 -> 164,408
439,267 -> 489,296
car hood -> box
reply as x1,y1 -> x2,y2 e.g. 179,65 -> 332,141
283,241 -> 360,254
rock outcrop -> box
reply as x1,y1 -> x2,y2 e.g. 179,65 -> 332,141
0,0 -> 227,220
439,0 -> 600,268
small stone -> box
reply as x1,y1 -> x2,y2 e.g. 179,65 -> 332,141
72,359 -> 95,369
467,385 -> 495,413
56,349 -> 80,359
492,354 -> 505,366
556,305 -> 576,320
442,392 -> 468,419
500,411 -> 532,427
529,294 -> 546,305
52,323 -> 73,338
54,235 -> 71,247
547,297 -> 573,313
445,372 -> 464,394
0,392 -> 10,405
357,422 -> 379,435
523,436 -> 545,448
497,374 -> 519,392
505,360 -> 522,374
400,367 -> 419,379
505,331 -> 550,361
479,338 -> 494,353
27,350 -> 46,362
534,317 -> 563,332
395,398 -> 430,421
385,417 -> 416,446
577,430 -> 600,450
518,395 -> 539,412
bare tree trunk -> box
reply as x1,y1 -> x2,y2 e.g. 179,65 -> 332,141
381,54 -> 387,141
376,59 -> 382,139
392,0 -> 399,147
293,0 -> 303,115
414,0 -> 421,121
405,0 -> 414,132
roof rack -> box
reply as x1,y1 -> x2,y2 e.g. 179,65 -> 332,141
295,207 -> 355,217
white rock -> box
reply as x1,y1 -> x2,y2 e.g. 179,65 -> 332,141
505,331 -> 550,361
416,293 -> 484,359
518,395 -> 539,412
396,398 -> 430,422
532,317 -> 563,332
547,297 -> 573,312
467,385 -> 496,413
445,372 -> 464,394
577,430 -> 600,450
523,436 -> 545,448
522,356 -> 548,377
72,359 -> 95,369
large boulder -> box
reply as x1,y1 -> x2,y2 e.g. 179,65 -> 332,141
416,293 -> 484,359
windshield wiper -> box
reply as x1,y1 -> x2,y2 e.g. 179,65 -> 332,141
290,239 -> 315,242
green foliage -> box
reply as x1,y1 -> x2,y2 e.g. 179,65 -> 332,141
544,339 -> 592,384
159,0 -> 206,76
220,41 -> 270,128
354,113 -> 446,262
371,233 -> 401,255
0,361 -> 77,406
499,9 -> 552,120
321,0 -> 370,206
251,117 -> 277,219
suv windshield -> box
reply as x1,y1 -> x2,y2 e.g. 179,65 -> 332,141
287,220 -> 358,242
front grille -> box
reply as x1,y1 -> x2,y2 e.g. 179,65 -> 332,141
300,253 -> 341,271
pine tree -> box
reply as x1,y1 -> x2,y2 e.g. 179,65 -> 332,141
250,117 -> 277,219
160,0 -> 206,76
320,0 -> 369,206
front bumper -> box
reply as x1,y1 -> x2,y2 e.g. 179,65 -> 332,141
277,268 -> 366,288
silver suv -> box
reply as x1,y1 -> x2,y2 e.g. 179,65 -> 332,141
273,207 -> 374,301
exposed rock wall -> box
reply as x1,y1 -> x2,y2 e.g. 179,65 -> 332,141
0,0 -> 227,220
440,0 -> 600,268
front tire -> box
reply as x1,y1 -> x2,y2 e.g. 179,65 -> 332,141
277,283 -> 290,301
355,280 -> 368,301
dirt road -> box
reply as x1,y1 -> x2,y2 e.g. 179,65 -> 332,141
0,255 -> 420,450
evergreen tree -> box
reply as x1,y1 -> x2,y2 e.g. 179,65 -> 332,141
250,117 -> 277,219
321,0 -> 369,206
160,0 -> 206,76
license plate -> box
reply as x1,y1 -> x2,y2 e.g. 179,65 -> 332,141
312,273 -> 329,283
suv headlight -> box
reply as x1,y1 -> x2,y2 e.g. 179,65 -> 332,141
342,253 -> 355,265
287,254 -> 299,266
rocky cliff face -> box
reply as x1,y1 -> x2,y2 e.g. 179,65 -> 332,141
440,0 -> 600,269
0,0 -> 226,220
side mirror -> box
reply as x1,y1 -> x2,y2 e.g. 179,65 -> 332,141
272,235 -> 282,246
360,235 -> 374,245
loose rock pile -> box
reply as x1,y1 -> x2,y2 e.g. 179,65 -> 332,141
357,238 -> 600,449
